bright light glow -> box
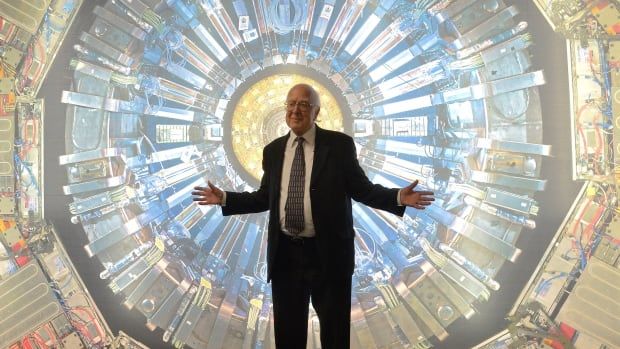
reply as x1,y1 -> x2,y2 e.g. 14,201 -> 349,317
230,74 -> 345,181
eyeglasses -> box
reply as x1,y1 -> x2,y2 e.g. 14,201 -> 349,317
284,101 -> 314,111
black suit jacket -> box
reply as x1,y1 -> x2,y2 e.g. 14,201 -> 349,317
222,126 -> 405,281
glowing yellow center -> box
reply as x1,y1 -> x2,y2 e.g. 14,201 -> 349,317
230,74 -> 344,181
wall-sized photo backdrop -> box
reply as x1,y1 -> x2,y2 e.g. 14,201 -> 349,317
1,0 -> 617,349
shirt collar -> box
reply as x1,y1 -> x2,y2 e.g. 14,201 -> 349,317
288,124 -> 316,148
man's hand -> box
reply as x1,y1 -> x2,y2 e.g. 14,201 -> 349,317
192,181 -> 224,205
400,180 -> 434,210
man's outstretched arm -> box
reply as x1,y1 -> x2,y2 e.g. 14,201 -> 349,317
344,136 -> 434,213
192,147 -> 271,214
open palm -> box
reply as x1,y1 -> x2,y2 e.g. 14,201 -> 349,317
192,181 -> 224,205
400,180 -> 434,210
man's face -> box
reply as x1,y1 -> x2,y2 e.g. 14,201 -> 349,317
285,86 -> 319,136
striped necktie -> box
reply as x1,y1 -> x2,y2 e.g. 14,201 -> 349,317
285,137 -> 305,235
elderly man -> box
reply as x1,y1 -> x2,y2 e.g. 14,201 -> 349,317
193,84 -> 434,348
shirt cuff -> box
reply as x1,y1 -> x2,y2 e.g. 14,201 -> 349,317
397,189 -> 403,206
221,191 -> 227,206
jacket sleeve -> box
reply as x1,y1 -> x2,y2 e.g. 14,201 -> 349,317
221,146 -> 271,215
343,136 -> 405,217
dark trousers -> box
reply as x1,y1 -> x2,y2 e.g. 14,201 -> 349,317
271,233 -> 352,349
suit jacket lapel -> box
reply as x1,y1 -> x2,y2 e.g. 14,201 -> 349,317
311,126 -> 329,187
270,134 -> 288,225
272,133 -> 289,191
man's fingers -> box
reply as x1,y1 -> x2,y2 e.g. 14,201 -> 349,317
404,179 -> 419,191
192,182 -> 221,206
195,182 -> 219,192
195,198 -> 216,205
208,181 -> 218,191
